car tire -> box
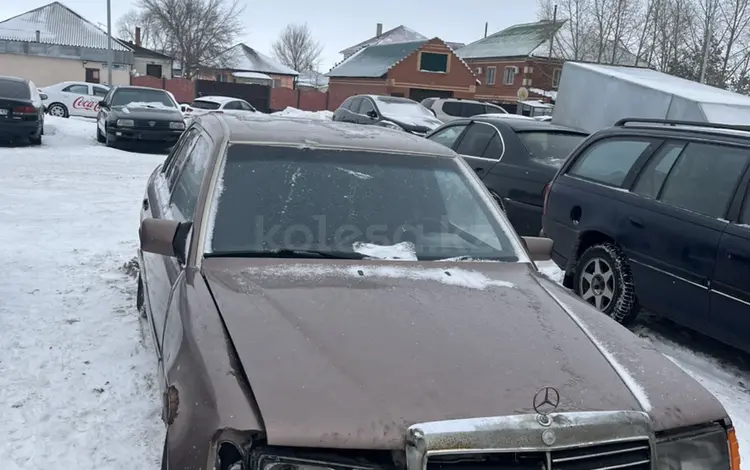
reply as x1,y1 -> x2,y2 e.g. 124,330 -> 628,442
29,131 -> 42,146
104,126 -> 116,148
573,243 -> 639,324
47,103 -> 68,118
96,126 -> 105,143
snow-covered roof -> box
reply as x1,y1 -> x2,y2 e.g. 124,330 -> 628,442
0,1 -> 131,51
194,95 -> 243,104
456,20 -> 565,60
339,25 -> 427,56
328,39 -> 427,78
219,43 -> 298,76
232,71 -> 272,80
297,69 -> 329,87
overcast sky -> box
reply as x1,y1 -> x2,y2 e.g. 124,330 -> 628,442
0,0 -> 540,71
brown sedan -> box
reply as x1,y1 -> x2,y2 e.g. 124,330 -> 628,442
137,113 -> 742,470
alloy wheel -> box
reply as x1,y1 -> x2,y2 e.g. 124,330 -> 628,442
578,257 -> 615,311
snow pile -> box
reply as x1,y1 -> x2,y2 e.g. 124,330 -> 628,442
352,241 -> 417,260
125,101 -> 174,109
272,106 -> 333,120
0,116 -> 164,469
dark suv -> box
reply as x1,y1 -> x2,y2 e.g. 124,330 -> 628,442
542,118 -> 750,353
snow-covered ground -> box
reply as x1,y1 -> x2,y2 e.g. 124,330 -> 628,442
0,117 -> 165,469
0,115 -> 747,468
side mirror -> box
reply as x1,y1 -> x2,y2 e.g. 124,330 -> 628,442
139,218 -> 192,265
366,110 -> 378,119
98,100 -> 108,108
39,93 -> 48,100
521,236 -> 553,261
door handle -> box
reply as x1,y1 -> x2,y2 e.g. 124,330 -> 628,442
728,247 -> 750,262
142,198 -> 149,211
628,215 -> 644,228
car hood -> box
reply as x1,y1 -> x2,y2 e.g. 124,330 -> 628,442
111,105 -> 183,120
383,112 -> 443,131
202,258 -> 727,449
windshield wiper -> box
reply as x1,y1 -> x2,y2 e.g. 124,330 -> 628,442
205,249 -> 366,260
434,255 -> 519,262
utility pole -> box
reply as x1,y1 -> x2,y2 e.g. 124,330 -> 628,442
106,0 -> 113,85
548,4 -> 558,59
699,1 -> 715,84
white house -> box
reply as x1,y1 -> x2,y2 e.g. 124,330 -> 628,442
0,1 -> 133,87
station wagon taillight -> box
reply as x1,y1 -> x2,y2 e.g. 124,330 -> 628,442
542,183 -> 552,216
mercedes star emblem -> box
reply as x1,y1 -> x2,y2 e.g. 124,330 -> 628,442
148,121 -> 156,127
533,386 -> 560,416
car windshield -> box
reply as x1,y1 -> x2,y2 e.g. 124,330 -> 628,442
517,131 -> 587,168
374,97 -> 435,120
205,145 -> 521,261
112,88 -> 176,108
0,79 -> 30,99
191,100 -> 220,110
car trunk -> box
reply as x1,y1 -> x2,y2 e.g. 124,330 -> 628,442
0,98 -> 38,122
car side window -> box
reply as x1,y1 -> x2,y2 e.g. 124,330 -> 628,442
348,97 -> 362,113
427,124 -> 468,148
461,102 -> 485,117
658,143 -> 750,219
224,101 -> 242,110
63,84 -> 89,94
165,128 -> 200,188
568,138 -> 652,187
340,97 -> 354,110
170,133 -> 212,221
358,99 -> 376,115
442,101 -> 462,117
455,123 -> 497,157
93,86 -> 108,97
484,104 -> 505,114
482,134 -> 503,159
238,101 -> 255,111
632,141 -> 684,199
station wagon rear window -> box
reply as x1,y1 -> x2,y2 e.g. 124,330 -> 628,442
517,131 -> 587,168
191,100 -> 221,110
205,145 -> 520,261
0,79 -> 30,99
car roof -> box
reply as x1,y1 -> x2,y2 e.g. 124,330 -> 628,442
113,85 -> 168,92
0,75 -> 28,83
352,94 -> 420,104
462,115 -> 588,133
194,96 -> 241,104
201,114 -> 458,156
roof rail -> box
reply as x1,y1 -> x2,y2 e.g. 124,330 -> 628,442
614,118 -> 750,132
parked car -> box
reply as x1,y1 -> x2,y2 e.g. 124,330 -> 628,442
542,117 -> 750,353
138,112 -> 739,470
96,85 -> 185,149
332,94 -> 442,135
425,115 -> 588,237
0,75 -> 44,145
39,81 -> 110,118
421,97 -> 508,122
183,95 -> 257,117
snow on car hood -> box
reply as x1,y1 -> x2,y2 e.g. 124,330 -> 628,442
114,104 -> 183,119
382,112 -> 443,131
201,258 -> 727,449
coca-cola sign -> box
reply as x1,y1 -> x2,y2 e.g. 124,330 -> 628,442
73,96 -> 99,111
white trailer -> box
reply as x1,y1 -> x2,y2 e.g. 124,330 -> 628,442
551,61 -> 750,133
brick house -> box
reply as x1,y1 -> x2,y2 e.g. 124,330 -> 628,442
326,38 -> 478,108
212,43 -> 299,89
456,20 -> 566,106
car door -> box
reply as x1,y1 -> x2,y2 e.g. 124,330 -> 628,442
335,97 -> 360,123
453,122 -> 501,178
710,157 -> 750,352
141,127 -> 201,351
60,83 -> 95,117
96,88 -> 114,134
623,140 -> 748,334
356,97 -> 379,125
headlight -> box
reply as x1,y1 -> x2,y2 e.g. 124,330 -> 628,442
254,454 -> 374,470
116,119 -> 134,127
655,425 -> 738,469
170,121 -> 185,130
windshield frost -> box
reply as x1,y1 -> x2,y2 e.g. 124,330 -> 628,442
207,145 -> 519,261
374,98 -> 435,120
112,89 -> 176,108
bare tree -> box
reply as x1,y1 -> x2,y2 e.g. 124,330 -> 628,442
137,0 -> 245,79
272,23 -> 323,73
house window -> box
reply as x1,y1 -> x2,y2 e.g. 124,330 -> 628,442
553,68 -> 562,88
273,79 -> 282,88
85,68 -> 100,84
419,52 -> 448,73
486,66 -> 496,85
503,66 -> 516,85
146,63 -> 163,78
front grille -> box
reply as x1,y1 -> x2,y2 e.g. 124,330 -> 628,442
426,440 -> 651,470
134,120 -> 170,129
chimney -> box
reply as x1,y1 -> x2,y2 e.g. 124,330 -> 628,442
376,23 -> 383,37
484,22 -> 488,38
35,30 -> 40,42
135,27 -> 141,47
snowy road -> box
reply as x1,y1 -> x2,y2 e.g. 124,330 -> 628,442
0,116 -> 748,468
0,117 -> 165,469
